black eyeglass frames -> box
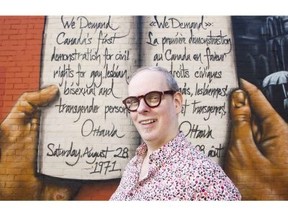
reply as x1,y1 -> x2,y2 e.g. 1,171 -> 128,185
122,90 -> 176,112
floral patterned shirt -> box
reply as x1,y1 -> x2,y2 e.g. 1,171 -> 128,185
110,132 -> 241,201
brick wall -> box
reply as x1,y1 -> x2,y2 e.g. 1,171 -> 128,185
0,16 -> 44,122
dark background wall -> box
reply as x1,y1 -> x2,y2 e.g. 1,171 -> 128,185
232,16 -> 288,122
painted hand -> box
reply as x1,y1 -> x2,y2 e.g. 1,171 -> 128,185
0,85 -> 77,200
224,79 -> 288,200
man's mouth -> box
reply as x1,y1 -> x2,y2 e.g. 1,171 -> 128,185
139,119 -> 157,125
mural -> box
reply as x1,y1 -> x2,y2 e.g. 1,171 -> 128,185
0,16 -> 288,200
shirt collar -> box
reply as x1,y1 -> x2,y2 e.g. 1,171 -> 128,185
135,131 -> 187,168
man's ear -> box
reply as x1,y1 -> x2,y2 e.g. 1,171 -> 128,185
173,91 -> 183,114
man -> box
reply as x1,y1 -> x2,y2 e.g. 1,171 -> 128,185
109,66 -> 241,200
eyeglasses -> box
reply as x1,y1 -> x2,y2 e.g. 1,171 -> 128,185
122,90 -> 176,112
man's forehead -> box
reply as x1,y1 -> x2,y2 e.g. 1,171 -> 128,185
130,70 -> 164,82
128,70 -> 167,94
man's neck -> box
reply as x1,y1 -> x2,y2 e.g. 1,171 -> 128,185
144,130 -> 179,154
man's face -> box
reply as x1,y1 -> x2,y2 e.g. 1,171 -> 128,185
128,70 -> 182,147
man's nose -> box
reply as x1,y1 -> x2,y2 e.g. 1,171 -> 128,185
137,98 -> 150,113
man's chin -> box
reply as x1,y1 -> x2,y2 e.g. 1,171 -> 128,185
139,132 -> 156,143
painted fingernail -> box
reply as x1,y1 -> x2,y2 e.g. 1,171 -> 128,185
232,90 -> 246,108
